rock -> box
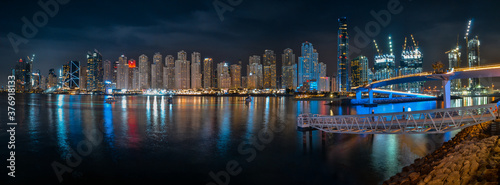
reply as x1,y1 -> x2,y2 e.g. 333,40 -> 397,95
427,178 -> 443,185
408,172 -> 420,182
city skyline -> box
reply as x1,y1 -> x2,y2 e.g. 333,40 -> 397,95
2,0 -> 500,87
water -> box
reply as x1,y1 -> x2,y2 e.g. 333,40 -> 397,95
0,94 -> 494,185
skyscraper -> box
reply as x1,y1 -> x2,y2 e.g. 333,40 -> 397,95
203,58 -> 213,89
152,52 -> 163,89
298,42 -> 319,91
103,60 -> 113,83
80,66 -> 87,90
446,47 -> 461,90
468,36 -> 480,89
217,62 -> 231,89
337,17 -> 350,92
86,50 -> 103,92
263,50 -> 277,89
374,36 -> 396,89
230,64 -> 241,89
282,48 -> 297,90
47,68 -> 57,89
116,55 -> 128,89
248,55 -> 263,89
400,46 -> 424,93
128,59 -> 136,90
165,55 -> 175,89
139,54 -> 150,89
175,51 -> 190,89
68,61 -> 80,89
351,56 -> 370,87
14,58 -> 28,92
191,52 -> 202,89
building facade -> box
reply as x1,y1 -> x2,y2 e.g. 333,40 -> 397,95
337,17 -> 350,92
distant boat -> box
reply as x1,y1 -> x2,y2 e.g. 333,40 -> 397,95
105,96 -> 117,103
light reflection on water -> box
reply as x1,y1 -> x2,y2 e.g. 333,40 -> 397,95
2,94 -> 496,185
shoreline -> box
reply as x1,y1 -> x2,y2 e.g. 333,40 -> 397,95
383,120 -> 500,185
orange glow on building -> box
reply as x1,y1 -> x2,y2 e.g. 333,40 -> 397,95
128,59 -> 136,68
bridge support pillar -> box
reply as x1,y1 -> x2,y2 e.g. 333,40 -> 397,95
356,91 -> 362,100
443,80 -> 451,108
369,89 -> 374,104
389,93 -> 393,99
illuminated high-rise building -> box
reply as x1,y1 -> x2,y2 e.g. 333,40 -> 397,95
400,45 -> 423,93
446,47 -> 461,90
67,61 -> 80,89
468,36 -> 480,89
139,54 -> 150,89
203,58 -> 213,89
281,48 -> 297,90
116,55 -> 128,89
374,36 -> 396,89
175,51 -> 190,90
298,42 -> 319,90
86,50 -> 103,91
103,60 -> 113,83
165,55 -> 175,89
350,56 -> 371,87
217,62 -> 231,89
247,55 -> 263,89
151,52 -> 163,89
230,64 -> 241,89
79,66 -> 87,90
191,52 -> 202,89
263,50 -> 277,89
128,59 -> 136,89
337,17 -> 350,92
47,68 -> 58,89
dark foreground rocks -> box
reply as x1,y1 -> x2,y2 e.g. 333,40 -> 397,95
383,121 -> 500,185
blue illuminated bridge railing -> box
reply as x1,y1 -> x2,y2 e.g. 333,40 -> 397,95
297,104 -> 498,134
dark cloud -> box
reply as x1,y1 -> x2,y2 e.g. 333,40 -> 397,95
1,0 -> 499,87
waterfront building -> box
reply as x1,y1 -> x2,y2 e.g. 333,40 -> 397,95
247,55 -> 263,89
399,37 -> 424,93
263,50 -> 277,89
128,59 -> 136,89
337,17 -> 350,92
281,48 -> 297,90
165,55 -> 175,89
47,68 -> 57,89
139,54 -> 150,89
103,60 -> 113,84
241,76 -> 247,89
298,42 -> 319,91
67,61 -> 80,89
446,47 -> 462,90
175,54 -> 190,90
217,62 -> 231,89
191,52 -> 202,90
468,37 -> 480,89
350,56 -> 370,87
152,52 -> 163,89
374,36 -> 396,90
86,50 -> 103,91
79,66 -> 87,90
230,64 -> 241,89
203,58 -> 213,89
116,55 -> 128,89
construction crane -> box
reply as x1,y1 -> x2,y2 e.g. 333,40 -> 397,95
464,19 -> 473,69
403,37 -> 407,51
373,40 -> 382,55
411,34 -> 418,49
388,35 -> 393,55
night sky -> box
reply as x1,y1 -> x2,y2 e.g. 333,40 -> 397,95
1,0 -> 499,87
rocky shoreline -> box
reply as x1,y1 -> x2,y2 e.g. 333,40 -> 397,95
383,121 -> 500,185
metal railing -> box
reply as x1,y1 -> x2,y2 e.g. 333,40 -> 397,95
297,104 -> 498,134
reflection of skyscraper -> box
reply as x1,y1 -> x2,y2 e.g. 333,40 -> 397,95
191,52 -> 202,89
298,42 -> 319,90
139,54 -> 150,89
337,17 -> 350,92
86,50 -> 103,91
263,50 -> 276,89
281,48 -> 297,90
468,37 -> 480,89
203,58 -> 213,89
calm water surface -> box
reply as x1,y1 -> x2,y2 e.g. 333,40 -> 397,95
0,94 -> 494,185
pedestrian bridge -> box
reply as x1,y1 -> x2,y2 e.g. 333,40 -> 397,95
297,104 -> 498,134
